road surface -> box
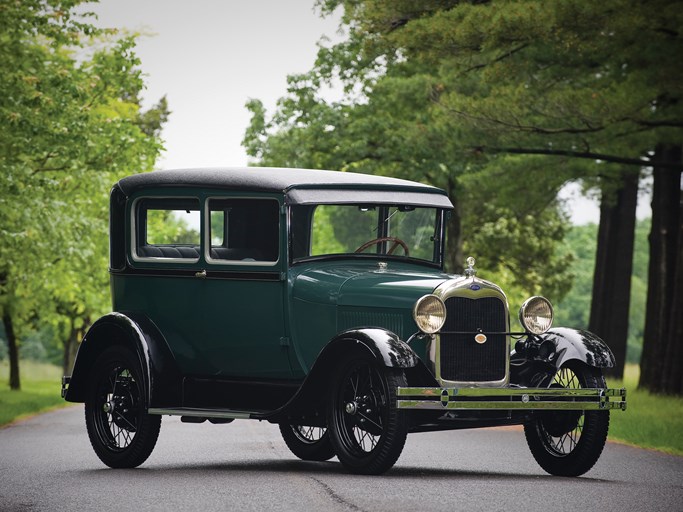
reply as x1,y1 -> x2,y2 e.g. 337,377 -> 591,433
1,405 -> 682,512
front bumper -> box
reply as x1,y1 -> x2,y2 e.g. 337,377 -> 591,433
61,376 -> 70,399
397,386 -> 627,411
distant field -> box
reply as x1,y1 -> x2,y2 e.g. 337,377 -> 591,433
0,361 -> 73,427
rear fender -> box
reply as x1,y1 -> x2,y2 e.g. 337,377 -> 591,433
64,312 -> 181,407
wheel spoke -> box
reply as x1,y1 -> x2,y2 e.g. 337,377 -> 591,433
113,411 -> 136,431
542,366 -> 585,456
357,412 -> 382,431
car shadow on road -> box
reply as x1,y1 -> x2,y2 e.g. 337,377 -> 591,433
72,458 -> 614,483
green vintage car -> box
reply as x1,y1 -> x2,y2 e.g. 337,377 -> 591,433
62,167 -> 625,475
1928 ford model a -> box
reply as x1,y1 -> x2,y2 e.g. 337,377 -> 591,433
62,167 -> 626,475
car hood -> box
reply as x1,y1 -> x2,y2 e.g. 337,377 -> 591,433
291,262 -> 450,310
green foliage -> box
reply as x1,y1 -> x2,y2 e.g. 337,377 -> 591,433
146,210 -> 200,246
352,0 -> 683,163
311,205 -> 367,255
555,219 -> 650,363
0,0 -> 168,383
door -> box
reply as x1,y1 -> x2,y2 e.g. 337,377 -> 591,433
198,196 -> 291,378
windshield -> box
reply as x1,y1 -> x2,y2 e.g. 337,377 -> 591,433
292,204 -> 443,264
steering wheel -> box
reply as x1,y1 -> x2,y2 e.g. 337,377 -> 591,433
355,236 -> 410,256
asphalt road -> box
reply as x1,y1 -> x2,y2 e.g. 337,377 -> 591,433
1,405 -> 682,512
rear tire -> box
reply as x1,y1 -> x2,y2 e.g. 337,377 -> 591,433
279,424 -> 335,461
524,361 -> 609,476
84,346 -> 161,468
327,355 -> 408,475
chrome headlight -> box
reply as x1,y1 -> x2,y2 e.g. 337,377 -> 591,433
519,296 -> 554,334
413,294 -> 446,334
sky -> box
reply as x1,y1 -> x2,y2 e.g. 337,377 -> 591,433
90,0 -> 341,169
89,0 -> 650,225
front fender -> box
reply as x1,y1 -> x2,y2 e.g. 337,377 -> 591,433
64,312 -> 182,407
539,327 -> 616,369
268,328 -> 420,424
330,328 -> 420,368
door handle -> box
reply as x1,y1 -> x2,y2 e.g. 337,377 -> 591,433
195,269 -> 207,279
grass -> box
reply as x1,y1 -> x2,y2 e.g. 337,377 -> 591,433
0,360 -> 74,427
1,361 -> 682,457
607,364 -> 683,456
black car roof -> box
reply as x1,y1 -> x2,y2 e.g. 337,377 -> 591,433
116,167 -> 453,208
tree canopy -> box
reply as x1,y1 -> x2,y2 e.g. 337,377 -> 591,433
313,0 -> 683,167
0,0 -> 168,388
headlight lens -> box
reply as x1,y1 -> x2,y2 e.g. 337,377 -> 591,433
413,295 -> 446,334
519,296 -> 554,334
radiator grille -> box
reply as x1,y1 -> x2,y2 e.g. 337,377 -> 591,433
440,296 -> 507,382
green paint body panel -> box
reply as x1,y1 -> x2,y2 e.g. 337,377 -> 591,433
288,260 -> 449,373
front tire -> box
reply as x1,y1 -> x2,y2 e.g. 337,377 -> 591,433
524,361 -> 610,476
279,424 -> 335,461
84,346 -> 161,468
327,355 -> 408,475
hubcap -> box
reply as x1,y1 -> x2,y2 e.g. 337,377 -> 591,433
345,401 -> 358,415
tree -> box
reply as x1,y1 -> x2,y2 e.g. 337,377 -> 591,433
0,0 -> 166,388
588,170 -> 639,379
640,146 -> 683,393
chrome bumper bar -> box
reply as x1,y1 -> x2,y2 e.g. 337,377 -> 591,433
397,386 -> 627,411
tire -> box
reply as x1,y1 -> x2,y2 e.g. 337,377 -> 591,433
327,355 -> 408,475
279,424 -> 336,461
524,361 -> 610,477
84,346 -> 161,468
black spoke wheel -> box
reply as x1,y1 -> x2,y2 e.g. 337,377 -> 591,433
279,424 -> 335,461
524,361 -> 610,476
85,347 -> 161,468
327,355 -> 408,475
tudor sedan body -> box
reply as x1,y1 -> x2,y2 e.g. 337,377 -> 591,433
62,167 -> 625,476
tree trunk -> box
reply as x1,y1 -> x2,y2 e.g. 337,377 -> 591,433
445,177 -> 464,274
640,144 -> 682,393
62,322 -> 76,377
588,170 -> 639,380
2,310 -> 21,391
661,206 -> 683,394
62,316 -> 87,376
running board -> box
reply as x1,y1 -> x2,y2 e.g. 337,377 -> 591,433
148,407 -> 265,420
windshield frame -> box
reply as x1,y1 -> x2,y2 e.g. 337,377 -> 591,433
288,203 -> 449,269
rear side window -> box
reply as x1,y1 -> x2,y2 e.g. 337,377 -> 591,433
134,198 -> 201,261
207,198 -> 279,264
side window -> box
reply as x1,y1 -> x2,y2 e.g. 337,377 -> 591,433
134,198 -> 200,261
208,198 -> 279,263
